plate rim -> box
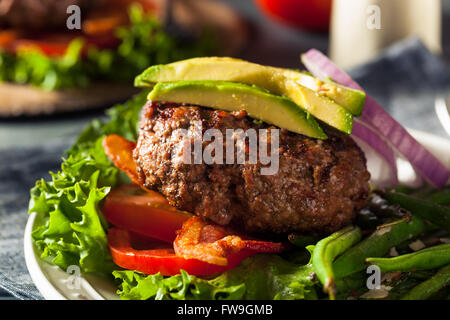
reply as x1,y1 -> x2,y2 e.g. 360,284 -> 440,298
24,211 -> 67,300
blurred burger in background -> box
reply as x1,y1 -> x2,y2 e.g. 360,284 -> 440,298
0,0 -> 109,30
0,0 -> 223,116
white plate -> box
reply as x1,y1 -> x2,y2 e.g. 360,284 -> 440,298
24,129 -> 450,300
24,212 -> 120,300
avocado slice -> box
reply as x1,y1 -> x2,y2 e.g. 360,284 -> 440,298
148,80 -> 327,139
276,69 -> 366,116
135,57 -> 353,134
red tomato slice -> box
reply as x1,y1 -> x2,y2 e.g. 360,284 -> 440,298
12,39 -> 71,56
102,184 -> 192,243
108,227 -> 255,276
9,32 -> 119,57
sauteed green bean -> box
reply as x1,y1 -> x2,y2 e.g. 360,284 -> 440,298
311,226 -> 362,300
366,243 -> 450,272
383,191 -> 450,231
402,264 -> 450,300
333,216 -> 431,278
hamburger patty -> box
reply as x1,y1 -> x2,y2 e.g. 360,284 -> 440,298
134,101 -> 371,235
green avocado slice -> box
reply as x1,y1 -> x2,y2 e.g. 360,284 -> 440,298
276,69 -> 366,116
148,80 -> 328,139
135,57 -> 354,134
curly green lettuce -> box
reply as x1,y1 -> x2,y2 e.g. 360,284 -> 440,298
29,90 -> 148,273
113,254 -> 318,300
0,38 -> 89,90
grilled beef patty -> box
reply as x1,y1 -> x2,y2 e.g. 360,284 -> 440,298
134,101 -> 370,235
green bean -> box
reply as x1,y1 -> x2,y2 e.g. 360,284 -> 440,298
366,243 -> 450,272
427,188 -> 450,206
401,264 -> 450,300
401,184 -> 450,205
333,216 -> 431,278
408,270 -> 437,281
392,184 -> 420,194
334,272 -> 367,298
312,226 -> 362,300
383,191 -> 450,231
287,233 -> 320,248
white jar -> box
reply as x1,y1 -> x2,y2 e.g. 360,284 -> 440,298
329,0 -> 442,69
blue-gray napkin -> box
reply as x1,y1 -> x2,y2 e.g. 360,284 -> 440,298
348,37 -> 450,138
0,143 -> 69,300
1,37 -> 450,301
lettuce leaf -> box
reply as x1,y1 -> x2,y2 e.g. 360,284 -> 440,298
113,253 -> 318,300
28,90 -> 148,273
0,38 -> 89,90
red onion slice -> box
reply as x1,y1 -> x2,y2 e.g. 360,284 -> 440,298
302,49 -> 450,188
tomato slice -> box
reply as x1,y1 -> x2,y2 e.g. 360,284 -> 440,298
102,184 -> 192,243
108,227 -> 254,276
174,216 -> 284,266
8,32 -> 119,57
12,38 -> 72,56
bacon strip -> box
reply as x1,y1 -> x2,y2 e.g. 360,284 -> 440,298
102,134 -> 141,185
174,216 -> 284,266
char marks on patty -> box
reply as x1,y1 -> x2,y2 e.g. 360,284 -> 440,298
134,101 -> 370,235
